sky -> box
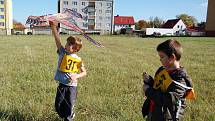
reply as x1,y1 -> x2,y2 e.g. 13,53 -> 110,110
13,0 -> 208,24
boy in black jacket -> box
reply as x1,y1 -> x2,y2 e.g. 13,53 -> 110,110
142,39 -> 194,121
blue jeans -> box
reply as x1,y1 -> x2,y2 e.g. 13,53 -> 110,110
55,83 -> 77,121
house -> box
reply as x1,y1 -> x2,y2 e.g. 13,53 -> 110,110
145,19 -> 186,36
31,23 -> 52,35
114,15 -> 135,33
145,28 -> 173,36
186,27 -> 205,36
163,19 -> 186,35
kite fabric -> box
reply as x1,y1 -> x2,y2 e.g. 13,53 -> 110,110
26,9 -> 103,47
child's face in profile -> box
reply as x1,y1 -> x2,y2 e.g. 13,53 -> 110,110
65,42 -> 77,54
158,51 -> 173,68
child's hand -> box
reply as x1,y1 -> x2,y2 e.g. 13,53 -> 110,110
142,72 -> 154,86
143,84 -> 149,92
143,72 -> 150,84
49,21 -> 57,27
68,73 -> 80,82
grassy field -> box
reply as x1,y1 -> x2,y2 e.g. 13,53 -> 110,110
0,35 -> 215,121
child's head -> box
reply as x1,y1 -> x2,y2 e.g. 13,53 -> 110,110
65,36 -> 82,53
156,39 -> 183,68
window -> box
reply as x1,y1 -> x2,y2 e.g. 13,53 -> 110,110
106,23 -> 110,27
63,8 -> 67,12
88,19 -> 95,25
63,1 -> 68,5
83,23 -> 88,27
99,10 -> 102,14
106,10 -> 111,13
106,16 -> 111,20
97,23 -> 101,28
0,15 -> 4,19
83,16 -> 88,21
0,1 -> 4,4
72,1 -> 77,5
177,25 -> 180,28
107,3 -> 112,7
88,12 -> 95,16
72,8 -> 77,11
99,16 -> 102,20
0,22 -> 4,26
82,2 -> 85,6
0,8 -> 4,12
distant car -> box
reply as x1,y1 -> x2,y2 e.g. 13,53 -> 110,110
120,27 -> 133,34
59,32 -> 68,35
152,32 -> 161,37
27,32 -> 33,35
15,32 -> 21,35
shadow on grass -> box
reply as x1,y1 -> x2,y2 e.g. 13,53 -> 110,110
0,109 -> 25,121
0,109 -> 60,121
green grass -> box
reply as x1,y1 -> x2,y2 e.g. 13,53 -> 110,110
0,35 -> 215,121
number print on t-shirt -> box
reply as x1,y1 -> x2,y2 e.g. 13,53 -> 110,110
60,54 -> 81,73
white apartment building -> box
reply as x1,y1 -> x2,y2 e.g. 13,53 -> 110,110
58,0 -> 114,34
0,0 -> 13,35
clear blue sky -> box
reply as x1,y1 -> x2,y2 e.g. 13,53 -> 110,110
13,0 -> 208,24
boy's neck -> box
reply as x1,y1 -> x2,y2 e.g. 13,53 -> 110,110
66,50 -> 76,54
166,61 -> 180,71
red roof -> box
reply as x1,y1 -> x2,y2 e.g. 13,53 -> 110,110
114,16 -> 135,25
163,19 -> 180,28
187,27 -> 205,32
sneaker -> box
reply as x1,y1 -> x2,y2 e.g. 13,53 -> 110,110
72,112 -> 75,119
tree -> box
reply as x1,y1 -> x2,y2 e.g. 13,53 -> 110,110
136,20 -> 149,30
176,14 -> 197,28
197,22 -> 206,29
148,17 -> 165,28
13,19 -> 21,28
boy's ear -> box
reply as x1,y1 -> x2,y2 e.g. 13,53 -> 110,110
170,54 -> 177,60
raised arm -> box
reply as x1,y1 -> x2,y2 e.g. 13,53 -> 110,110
50,21 -> 62,50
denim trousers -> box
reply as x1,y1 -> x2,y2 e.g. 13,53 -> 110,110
55,83 -> 77,121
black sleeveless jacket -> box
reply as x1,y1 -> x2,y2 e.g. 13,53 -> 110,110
144,66 -> 193,121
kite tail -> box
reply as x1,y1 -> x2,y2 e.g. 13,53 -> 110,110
82,33 -> 104,47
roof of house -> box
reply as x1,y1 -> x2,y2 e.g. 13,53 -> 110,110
114,15 -> 135,25
187,27 -> 205,32
14,23 -> 26,29
162,19 -> 181,28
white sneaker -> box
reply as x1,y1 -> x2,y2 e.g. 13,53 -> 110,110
72,113 -> 75,119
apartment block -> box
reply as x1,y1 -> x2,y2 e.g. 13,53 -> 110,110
206,0 -> 215,36
58,0 -> 114,34
0,0 -> 13,35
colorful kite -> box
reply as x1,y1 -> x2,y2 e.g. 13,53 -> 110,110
26,9 -> 103,47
